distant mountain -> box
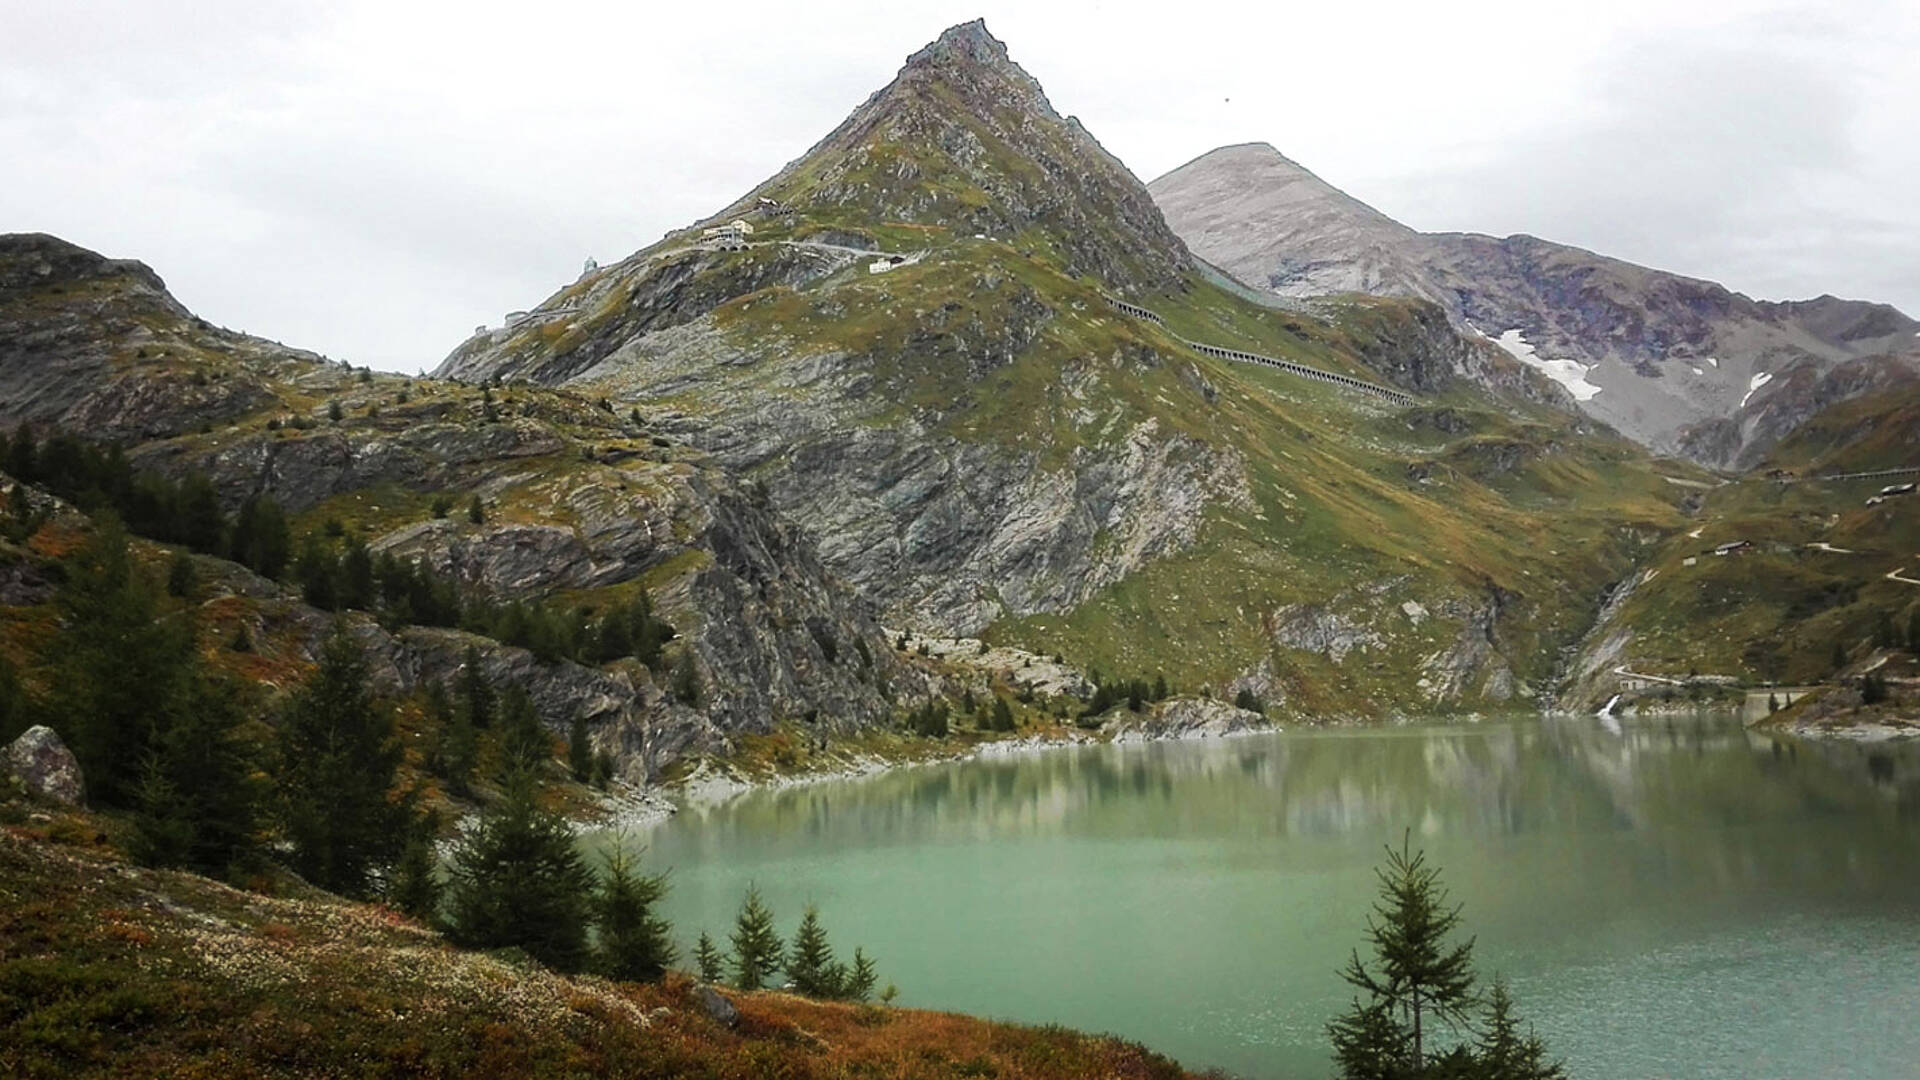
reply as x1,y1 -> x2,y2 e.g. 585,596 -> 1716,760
1150,143 -> 1920,466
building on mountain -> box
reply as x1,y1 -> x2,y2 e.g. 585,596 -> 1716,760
1710,540 -> 1753,557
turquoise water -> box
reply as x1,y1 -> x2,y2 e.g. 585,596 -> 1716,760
606,716 -> 1920,1079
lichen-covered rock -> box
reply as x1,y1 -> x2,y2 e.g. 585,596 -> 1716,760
5,725 -> 85,805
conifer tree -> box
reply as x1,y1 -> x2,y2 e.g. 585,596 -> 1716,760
694,931 -> 728,984
467,495 -> 485,524
428,679 -> 477,796
128,671 -> 260,876
388,809 -> 444,923
277,624 -> 405,896
457,645 -> 495,730
339,536 -> 375,610
48,515 -> 196,807
845,947 -> 879,1002
166,550 -> 197,598
730,885 -> 784,990
498,685 -> 550,777
786,905 -> 840,997
569,715 -> 592,782
1152,673 -> 1169,701
294,532 -> 339,610
991,696 -> 1015,733
670,648 -> 702,707
0,655 -> 24,746
443,769 -> 595,971
1328,836 -> 1478,1076
1475,978 -> 1565,1080
593,846 -> 677,982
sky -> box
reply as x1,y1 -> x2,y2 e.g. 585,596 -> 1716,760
4,0 -> 1916,373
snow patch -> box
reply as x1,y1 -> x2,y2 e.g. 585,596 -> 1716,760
1740,371 -> 1774,408
1493,329 -> 1602,401
1690,367 -> 1703,376
1705,357 -> 1719,368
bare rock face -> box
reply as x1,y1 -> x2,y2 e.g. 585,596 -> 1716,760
5,725 -> 85,805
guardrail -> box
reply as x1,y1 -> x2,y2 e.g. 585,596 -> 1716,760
1105,297 -> 1412,405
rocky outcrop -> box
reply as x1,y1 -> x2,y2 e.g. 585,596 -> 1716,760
0,233 -> 313,442
1106,697 -> 1269,743
5,725 -> 84,805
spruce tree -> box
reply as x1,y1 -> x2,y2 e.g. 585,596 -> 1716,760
457,645 -> 495,729
443,769 -> 595,971
128,671 -> 261,876
498,685 -> 550,777
729,885 -> 784,990
429,679 -> 478,796
568,715 -> 592,782
670,648 -> 702,707
845,947 -> 879,1002
48,515 -> 197,807
786,905 -> 839,997
388,809 -> 444,922
991,697 -> 1015,733
0,655 -> 24,746
467,495 -> 485,525
593,846 -> 676,982
277,624 -> 405,896
694,931 -> 728,984
166,550 -> 197,598
1475,978 -> 1565,1080
1329,836 -> 1478,1076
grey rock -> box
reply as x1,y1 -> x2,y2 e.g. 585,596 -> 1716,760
692,983 -> 739,1027
6,725 -> 85,805
1108,697 -> 1268,743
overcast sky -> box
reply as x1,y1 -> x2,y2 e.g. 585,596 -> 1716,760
5,0 -> 1915,372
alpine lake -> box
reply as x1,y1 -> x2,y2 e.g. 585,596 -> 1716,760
592,712 -> 1920,1079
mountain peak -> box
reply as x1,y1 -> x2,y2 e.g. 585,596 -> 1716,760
725,21 -> 1189,292
906,18 -> 1011,70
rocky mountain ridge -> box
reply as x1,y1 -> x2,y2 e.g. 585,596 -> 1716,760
0,231 -> 928,782
1149,142 -> 1920,466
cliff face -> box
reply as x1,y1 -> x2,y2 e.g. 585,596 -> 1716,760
1150,144 -> 1920,463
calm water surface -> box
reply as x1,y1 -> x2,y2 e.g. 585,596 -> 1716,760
603,715 -> 1920,1079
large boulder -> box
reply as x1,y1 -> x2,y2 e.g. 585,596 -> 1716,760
5,725 -> 85,805
692,983 -> 739,1027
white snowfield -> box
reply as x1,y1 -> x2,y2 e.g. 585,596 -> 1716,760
1741,371 -> 1774,408
1493,329 -> 1603,401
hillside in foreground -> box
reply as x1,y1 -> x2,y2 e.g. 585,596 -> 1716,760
0,796 -> 1194,1080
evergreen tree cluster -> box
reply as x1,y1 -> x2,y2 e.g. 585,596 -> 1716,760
3,424 -> 290,579
693,886 -> 879,1000
907,698 -> 950,737
1081,669 -> 1169,719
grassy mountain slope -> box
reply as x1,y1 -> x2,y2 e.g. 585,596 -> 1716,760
1565,376 -> 1920,701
